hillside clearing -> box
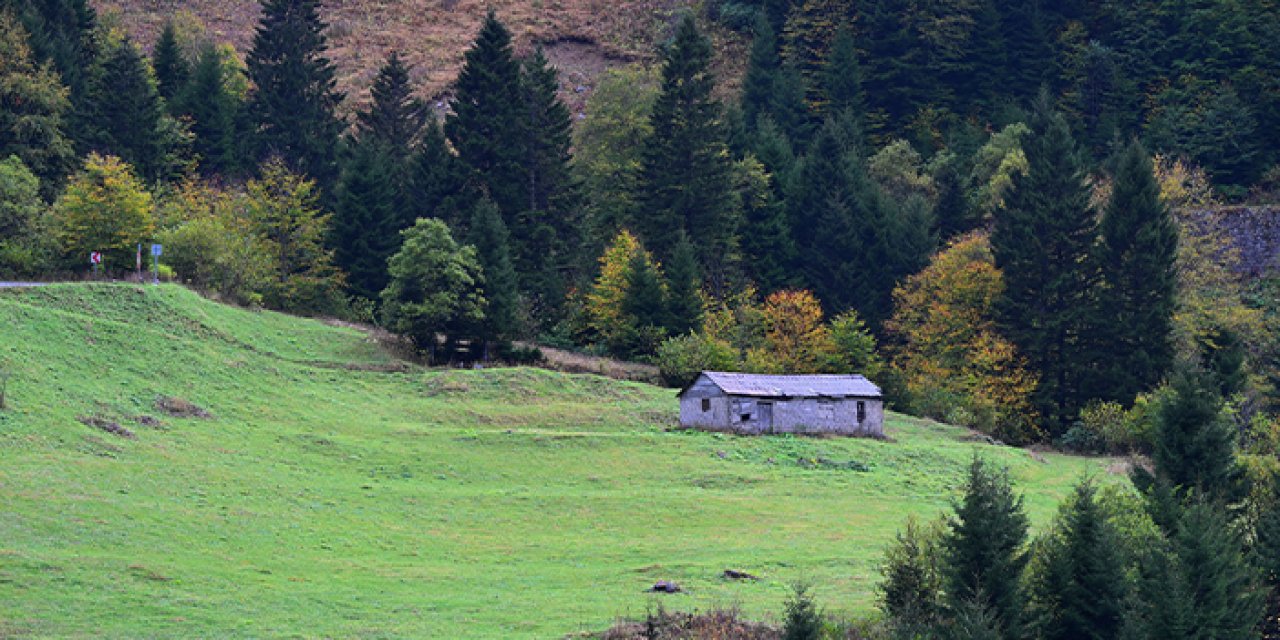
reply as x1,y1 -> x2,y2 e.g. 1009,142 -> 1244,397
0,285 -> 1115,638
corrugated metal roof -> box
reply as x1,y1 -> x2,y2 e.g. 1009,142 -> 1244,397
685,371 -> 882,398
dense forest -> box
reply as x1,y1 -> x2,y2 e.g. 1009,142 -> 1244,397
2,0 -> 1280,635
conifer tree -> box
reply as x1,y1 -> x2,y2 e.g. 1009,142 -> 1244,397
77,37 -> 173,181
467,197 -> 519,340
1151,365 -> 1242,503
1095,140 -> 1178,405
1170,502 -> 1264,638
517,46 -> 580,315
356,51 -> 427,166
990,97 -> 1100,434
819,28 -> 865,122
245,0 -> 344,189
634,14 -> 737,290
781,0 -> 853,111
446,11 -> 524,224
664,232 -> 702,335
737,149 -> 795,292
0,10 -> 74,197
332,141 -> 398,301
619,248 -> 669,356
996,0 -> 1055,100
1030,480 -> 1127,640
942,457 -> 1029,640
173,43 -> 238,176
741,14 -> 780,131
151,21 -> 188,103
409,118 -> 467,231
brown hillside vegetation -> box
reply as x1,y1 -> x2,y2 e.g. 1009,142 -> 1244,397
92,0 -> 748,113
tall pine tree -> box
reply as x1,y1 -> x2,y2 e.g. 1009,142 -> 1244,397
467,197 -> 520,341
942,457 -> 1030,640
1095,140 -> 1178,405
245,0 -> 344,189
991,97 -> 1100,435
446,11 -> 524,226
173,43 -> 238,176
5,0 -> 98,140
0,10 -> 75,197
1029,480 -> 1127,640
77,37 -> 173,181
356,51 -> 427,166
634,14 -> 738,294
1151,365 -> 1242,503
331,140 -> 398,301
664,231 -> 702,335
151,21 -> 187,103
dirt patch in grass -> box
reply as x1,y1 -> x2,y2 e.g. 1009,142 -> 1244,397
78,415 -> 136,439
594,607 -> 778,640
155,396 -> 212,419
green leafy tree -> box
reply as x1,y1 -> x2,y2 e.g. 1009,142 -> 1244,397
151,20 -> 187,102
0,156 -> 54,276
573,64 -> 658,250
634,13 -> 738,292
1029,480 -> 1128,640
0,10 -> 74,197
446,11 -> 523,224
4,0 -> 98,132
380,217 -> 486,360
51,153 -> 154,268
245,159 -> 344,314
467,197 -> 519,341
1095,140 -> 1178,405
942,457 -> 1030,640
990,97 -> 1100,435
245,0 -> 344,189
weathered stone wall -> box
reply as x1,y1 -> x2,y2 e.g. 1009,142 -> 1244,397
679,384 -> 885,437
1185,206 -> 1280,277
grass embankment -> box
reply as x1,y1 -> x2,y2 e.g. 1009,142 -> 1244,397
0,284 -> 1113,638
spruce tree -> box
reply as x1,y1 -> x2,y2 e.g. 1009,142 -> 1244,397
780,0 -> 854,111
619,249 -> 669,356
634,14 -> 737,290
942,457 -> 1030,640
990,97 -> 1100,435
151,21 -> 188,103
1030,480 -> 1127,640
5,0 -> 98,130
996,0 -> 1056,101
409,118 -> 468,231
446,11 -> 524,224
820,28 -> 865,123
332,141 -> 398,301
356,51 -> 427,166
467,197 -> 520,341
1172,502 -> 1264,638
517,46 -> 580,315
173,43 -> 237,176
245,0 -> 344,189
664,232 -> 702,335
1095,140 -> 1178,405
1151,365 -> 1242,502
741,13 -> 781,131
77,37 -> 171,181
738,146 -> 796,293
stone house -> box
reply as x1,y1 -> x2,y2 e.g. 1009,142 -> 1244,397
677,371 -> 884,436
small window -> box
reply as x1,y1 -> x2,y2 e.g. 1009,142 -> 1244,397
701,398 -> 711,412
818,400 -> 835,419
741,413 -> 753,422
857,401 -> 867,424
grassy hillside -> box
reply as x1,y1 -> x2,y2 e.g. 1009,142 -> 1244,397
0,284 -> 1114,638
91,0 -> 748,113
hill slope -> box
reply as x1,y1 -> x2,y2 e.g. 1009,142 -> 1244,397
91,0 -> 748,112
0,284 -> 1113,637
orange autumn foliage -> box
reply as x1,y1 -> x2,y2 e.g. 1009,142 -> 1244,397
886,232 -> 1042,443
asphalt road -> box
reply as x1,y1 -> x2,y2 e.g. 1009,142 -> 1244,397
0,282 -> 49,288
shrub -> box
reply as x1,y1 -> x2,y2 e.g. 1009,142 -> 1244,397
782,583 -> 823,640
655,333 -> 736,387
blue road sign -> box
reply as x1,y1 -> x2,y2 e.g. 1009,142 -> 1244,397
151,244 -> 163,257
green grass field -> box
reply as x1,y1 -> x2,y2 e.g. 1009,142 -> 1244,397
0,284 -> 1115,638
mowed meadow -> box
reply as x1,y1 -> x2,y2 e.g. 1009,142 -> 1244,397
0,285 -> 1113,638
